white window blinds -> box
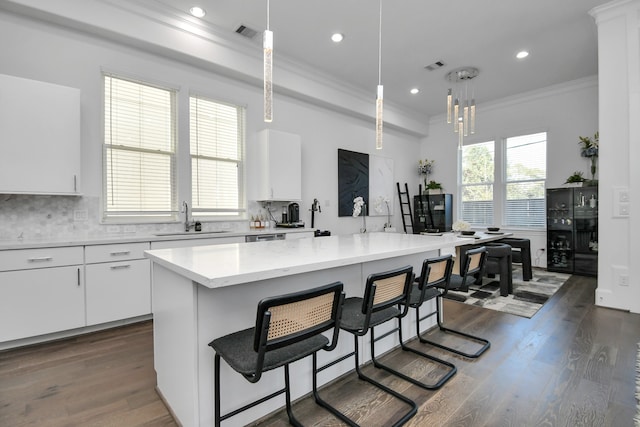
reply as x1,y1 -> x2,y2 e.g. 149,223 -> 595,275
460,141 -> 495,226
504,132 -> 547,228
103,75 -> 176,219
190,95 -> 245,217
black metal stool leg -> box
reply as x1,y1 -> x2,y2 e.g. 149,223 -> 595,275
369,319 -> 456,390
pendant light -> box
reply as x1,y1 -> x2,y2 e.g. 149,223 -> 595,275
375,0 -> 383,150
446,67 -> 478,143
263,0 -> 273,123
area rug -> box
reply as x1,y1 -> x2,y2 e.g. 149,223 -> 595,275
443,267 -> 571,318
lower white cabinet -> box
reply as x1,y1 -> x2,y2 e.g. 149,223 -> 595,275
85,242 -> 151,326
0,247 -> 84,342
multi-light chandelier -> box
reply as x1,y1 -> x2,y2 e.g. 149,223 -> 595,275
263,0 -> 273,123
446,66 -> 478,148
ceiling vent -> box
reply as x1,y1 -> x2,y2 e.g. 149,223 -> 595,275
424,61 -> 446,71
235,24 -> 259,40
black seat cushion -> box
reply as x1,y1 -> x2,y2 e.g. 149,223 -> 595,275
448,273 -> 466,291
210,327 -> 329,376
408,284 -> 440,306
339,297 -> 401,332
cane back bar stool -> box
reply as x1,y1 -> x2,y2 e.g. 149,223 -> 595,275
418,246 -> 491,359
397,254 -> 457,389
209,282 -> 345,427
314,265 -> 417,427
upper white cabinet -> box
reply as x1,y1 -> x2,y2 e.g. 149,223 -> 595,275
0,74 -> 81,195
257,129 -> 301,201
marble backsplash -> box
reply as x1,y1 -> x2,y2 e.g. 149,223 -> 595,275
0,194 -> 261,242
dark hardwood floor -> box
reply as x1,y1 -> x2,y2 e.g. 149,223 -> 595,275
1,274 -> 638,426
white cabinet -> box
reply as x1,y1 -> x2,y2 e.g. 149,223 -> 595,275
257,129 -> 301,201
85,242 -> 151,326
0,247 -> 84,342
0,74 -> 81,195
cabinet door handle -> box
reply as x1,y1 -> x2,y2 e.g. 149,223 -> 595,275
77,268 -> 81,287
109,251 -> 131,256
110,264 -> 131,270
28,256 -> 53,262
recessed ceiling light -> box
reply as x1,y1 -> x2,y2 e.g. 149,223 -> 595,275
516,50 -> 529,59
331,33 -> 344,43
189,6 -> 206,18
410,88 -> 420,95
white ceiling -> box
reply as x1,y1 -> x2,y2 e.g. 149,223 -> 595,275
152,0 -> 608,118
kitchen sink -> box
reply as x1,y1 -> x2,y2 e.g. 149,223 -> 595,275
153,230 -> 230,237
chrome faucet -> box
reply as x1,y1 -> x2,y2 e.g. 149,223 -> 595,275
183,201 -> 195,231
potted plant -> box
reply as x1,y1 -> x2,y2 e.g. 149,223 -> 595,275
578,132 -> 598,185
425,180 -> 443,195
564,171 -> 585,187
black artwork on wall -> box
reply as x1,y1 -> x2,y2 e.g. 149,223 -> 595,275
338,149 -> 369,217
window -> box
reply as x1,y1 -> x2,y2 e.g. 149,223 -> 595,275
190,95 -> 245,217
103,75 -> 176,220
504,132 -> 546,228
460,141 -> 495,225
459,132 -> 547,229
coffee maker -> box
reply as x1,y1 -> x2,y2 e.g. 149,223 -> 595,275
288,203 -> 299,223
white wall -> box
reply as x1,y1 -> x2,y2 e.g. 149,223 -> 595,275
0,9 -> 420,239
421,78 -> 599,267
591,0 -> 640,313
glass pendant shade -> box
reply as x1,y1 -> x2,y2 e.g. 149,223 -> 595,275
263,30 -> 273,123
376,85 -> 383,150
446,88 -> 452,124
470,99 -> 476,134
453,99 -> 459,132
463,102 -> 469,136
458,118 -> 464,149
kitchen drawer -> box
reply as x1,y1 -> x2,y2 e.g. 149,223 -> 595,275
85,242 -> 150,264
0,246 -> 83,272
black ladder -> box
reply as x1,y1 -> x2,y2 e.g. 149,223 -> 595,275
397,182 -> 414,234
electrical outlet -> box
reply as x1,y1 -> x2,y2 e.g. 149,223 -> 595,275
124,225 -> 136,233
73,210 -> 88,221
106,225 -> 120,233
612,265 -> 629,287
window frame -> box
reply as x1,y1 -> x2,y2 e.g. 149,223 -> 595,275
102,73 -> 178,223
458,130 -> 547,230
189,93 -> 246,219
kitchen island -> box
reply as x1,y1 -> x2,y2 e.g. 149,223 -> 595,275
145,232 -> 475,426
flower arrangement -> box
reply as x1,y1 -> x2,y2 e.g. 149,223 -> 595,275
353,196 -> 366,233
578,132 -> 598,181
418,159 -> 435,189
452,220 -> 471,232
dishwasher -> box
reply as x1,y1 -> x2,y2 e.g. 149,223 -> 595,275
245,233 -> 286,242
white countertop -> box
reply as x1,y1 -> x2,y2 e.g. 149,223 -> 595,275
0,228 -> 315,250
144,232 -> 476,289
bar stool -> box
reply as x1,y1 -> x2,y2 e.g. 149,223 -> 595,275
484,242 -> 513,297
397,254 -> 457,389
314,265 -> 417,427
498,237 -> 533,281
418,246 -> 491,359
209,282 -> 345,427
